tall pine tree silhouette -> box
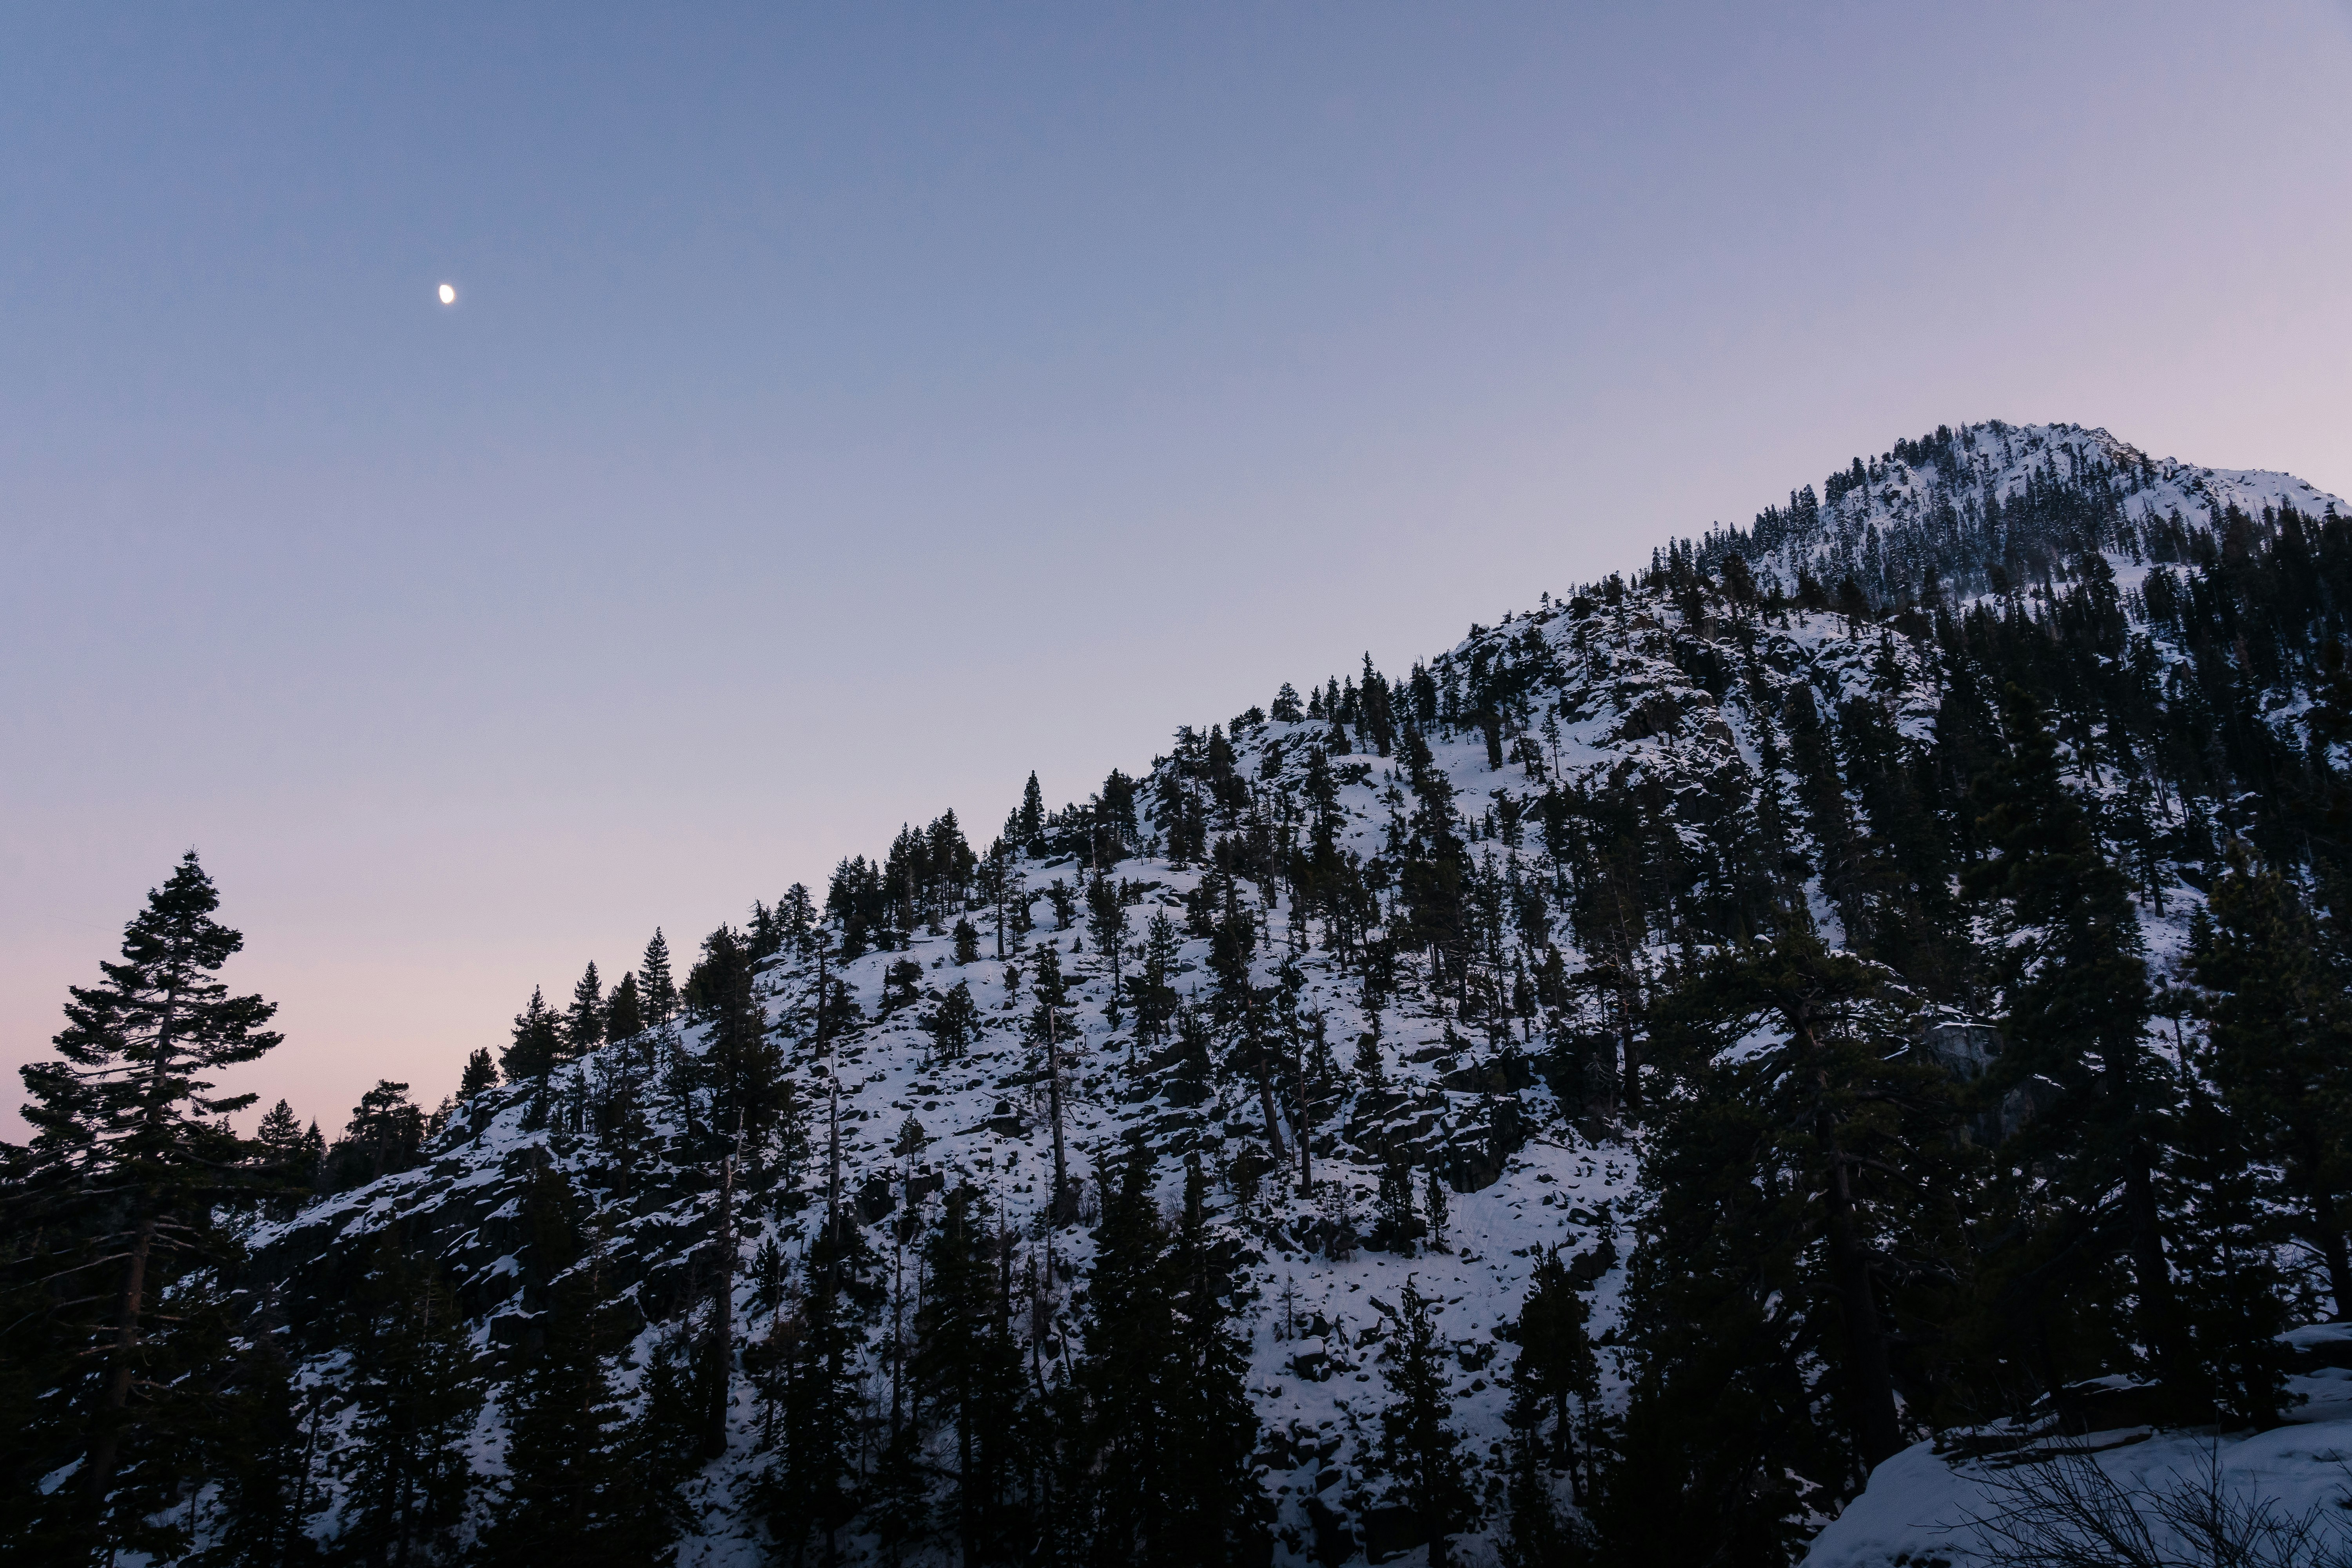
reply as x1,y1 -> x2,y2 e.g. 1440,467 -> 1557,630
11,851 -> 289,1556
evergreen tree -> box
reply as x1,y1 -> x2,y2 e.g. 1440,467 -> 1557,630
1018,771 -> 1047,849
1511,1245 -> 1598,1496
337,1080 -> 425,1186
339,1238 -> 482,1567
1073,1138 -> 1174,1560
604,971 -> 644,1045
1965,683 -> 2191,1396
502,986 -> 562,1087
1135,912 -> 1182,1051
760,1228 -> 864,1566
2193,858 -> 2352,1318
8,851 -> 289,1557
639,929 -> 680,1033
1378,1275 -> 1472,1568
480,1175 -> 677,1568
1159,1154 -> 1269,1566
920,980 -> 981,1063
457,1048 -> 498,1100
189,1332 -> 321,1568
252,1098 -> 313,1220
255,1097 -> 304,1156
564,962 -> 606,1061
693,926 -> 786,1153
912,1183 -> 1030,1566
1597,920 -> 1965,1562
1086,874 -> 1127,1022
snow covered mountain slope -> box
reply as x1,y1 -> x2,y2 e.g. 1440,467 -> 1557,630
1691,418 -> 2340,608
231,418 -> 2352,1567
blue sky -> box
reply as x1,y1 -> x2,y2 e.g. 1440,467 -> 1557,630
7,3 -> 2351,1136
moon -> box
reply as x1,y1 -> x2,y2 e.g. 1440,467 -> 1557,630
437,283 -> 456,305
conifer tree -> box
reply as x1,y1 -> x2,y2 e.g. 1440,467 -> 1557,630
913,1183 -> 1029,1565
481,1175 -> 677,1568
1160,1154 -> 1269,1565
1965,683 -> 2190,1394
457,1048 -> 498,1100
189,1332 -> 321,1568
1135,912 -> 1182,1051
254,1097 -> 304,1155
502,986 -> 562,1087
564,962 -> 606,1061
328,1080 -> 425,1188
640,929 -> 680,1029
1085,873 -> 1127,1022
762,1228 -> 864,1565
1018,771 -> 1047,849
604,971 -> 643,1045
1378,1275 -> 1472,1568
694,926 -> 786,1154
1074,1137 -> 1174,1558
1423,1167 -> 1450,1251
1511,1245 -> 1598,1495
920,980 -> 980,1063
2193,858 -> 2352,1318
1595,919 -> 1969,1562
340,1237 -> 482,1566
1030,944 -> 1076,1221
9,851 -> 290,1553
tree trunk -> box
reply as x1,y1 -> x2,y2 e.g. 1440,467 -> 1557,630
1047,1005 -> 1074,1224
2296,1127 -> 2351,1320
1798,1013 -> 1902,1469
705,1134 -> 738,1457
84,1210 -> 156,1504
2122,1138 -> 2190,1388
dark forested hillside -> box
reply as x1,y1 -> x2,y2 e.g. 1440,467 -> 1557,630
9,421 -> 2352,1567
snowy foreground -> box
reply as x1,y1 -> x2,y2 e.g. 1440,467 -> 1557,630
1807,1327 -> 2352,1566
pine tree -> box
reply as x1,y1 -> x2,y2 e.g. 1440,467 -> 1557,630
1378,1274 -> 1472,1568
920,980 -> 980,1063
1375,1155 -> 1418,1255
761,1229 -> 864,1566
1511,1245 -> 1598,1496
2193,858 -> 2352,1318
1965,682 -> 2192,1397
1018,771 -> 1047,849
457,1047 -> 498,1100
339,1237 -> 482,1566
564,961 -> 606,1062
502,986 -> 562,1087
640,930 -> 680,1031
1074,1137 -> 1174,1560
1596,919 -> 1968,1561
481,1175 -> 677,1568
1160,1154 -> 1269,1566
254,1097 -> 304,1156
1086,873 -> 1127,1023
188,1332 -> 322,1568
8,851 -> 290,1555
694,926 -> 785,1154
1135,912 -> 1182,1052
912,1183 -> 1029,1566
336,1079 -> 424,1186
604,971 -> 644,1044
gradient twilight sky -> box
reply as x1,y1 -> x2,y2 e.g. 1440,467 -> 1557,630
7,3 -> 2352,1142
